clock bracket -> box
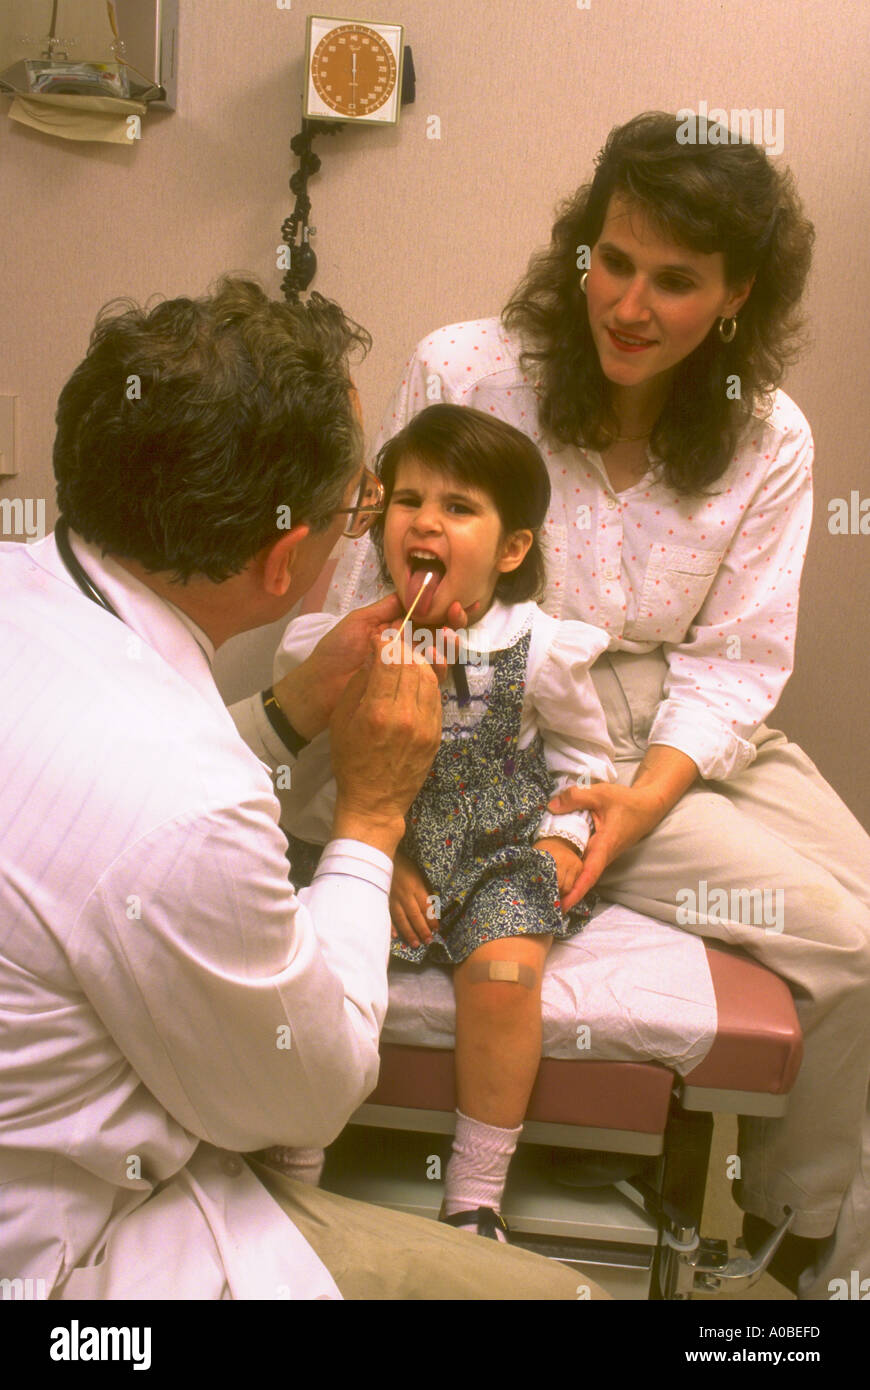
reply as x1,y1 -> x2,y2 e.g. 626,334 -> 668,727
279,44 -> 415,302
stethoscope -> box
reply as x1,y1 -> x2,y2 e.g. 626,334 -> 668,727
54,515 -> 123,620
54,515 -> 211,665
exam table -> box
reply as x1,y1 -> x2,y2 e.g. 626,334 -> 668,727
319,909 -> 803,1300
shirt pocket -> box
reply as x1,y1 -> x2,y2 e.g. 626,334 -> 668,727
626,544 -> 725,644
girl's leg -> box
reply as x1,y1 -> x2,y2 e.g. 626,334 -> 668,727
440,934 -> 552,1232
258,935 -> 555,1222
452,933 -> 554,1127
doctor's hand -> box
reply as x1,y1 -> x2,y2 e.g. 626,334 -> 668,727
272,594 -> 472,741
330,632 -> 442,859
271,593 -> 403,741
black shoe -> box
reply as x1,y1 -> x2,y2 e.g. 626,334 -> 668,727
741,1212 -> 828,1295
440,1206 -> 511,1242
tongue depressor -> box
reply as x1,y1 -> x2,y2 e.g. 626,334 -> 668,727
388,571 -> 433,655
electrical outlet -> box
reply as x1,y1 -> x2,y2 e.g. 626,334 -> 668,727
0,396 -> 17,477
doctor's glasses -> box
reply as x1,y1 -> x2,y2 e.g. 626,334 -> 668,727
331,467 -> 385,538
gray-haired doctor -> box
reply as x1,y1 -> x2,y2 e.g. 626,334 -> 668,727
0,277 -> 604,1301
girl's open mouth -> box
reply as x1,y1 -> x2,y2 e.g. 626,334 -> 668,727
405,551 -> 446,619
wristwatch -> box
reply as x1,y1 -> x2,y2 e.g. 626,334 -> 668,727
262,687 -> 310,756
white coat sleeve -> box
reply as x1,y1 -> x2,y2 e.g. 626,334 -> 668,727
67,800 -> 392,1155
228,613 -> 341,842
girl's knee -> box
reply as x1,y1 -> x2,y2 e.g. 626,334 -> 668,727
455,939 -> 550,1012
464,956 -> 539,989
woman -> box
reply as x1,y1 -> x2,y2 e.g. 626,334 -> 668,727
322,112 -> 870,1299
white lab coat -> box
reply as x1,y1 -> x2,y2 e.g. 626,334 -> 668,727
0,531 -> 394,1300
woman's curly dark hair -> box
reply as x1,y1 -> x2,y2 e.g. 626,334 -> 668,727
502,111 -> 815,493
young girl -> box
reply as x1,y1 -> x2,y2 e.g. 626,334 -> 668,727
269,402 -> 617,1239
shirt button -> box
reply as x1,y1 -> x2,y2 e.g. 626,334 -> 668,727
602,567 -> 617,580
222,1155 -> 243,1177
605,497 -> 617,510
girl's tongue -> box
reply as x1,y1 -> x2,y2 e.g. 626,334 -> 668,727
405,558 -> 444,619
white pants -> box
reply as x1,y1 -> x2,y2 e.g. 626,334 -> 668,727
591,650 -> 870,1300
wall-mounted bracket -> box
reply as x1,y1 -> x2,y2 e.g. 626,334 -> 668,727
0,0 -> 178,110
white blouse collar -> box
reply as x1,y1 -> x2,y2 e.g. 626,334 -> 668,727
462,597 -> 535,655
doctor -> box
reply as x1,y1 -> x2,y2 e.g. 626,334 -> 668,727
0,276 -> 603,1301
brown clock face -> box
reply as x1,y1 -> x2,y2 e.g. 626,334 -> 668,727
311,24 -> 397,118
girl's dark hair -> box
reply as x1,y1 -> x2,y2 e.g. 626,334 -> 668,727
502,110 -> 815,493
371,403 -> 551,603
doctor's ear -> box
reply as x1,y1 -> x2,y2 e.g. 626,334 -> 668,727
259,524 -> 311,596
496,528 -> 534,575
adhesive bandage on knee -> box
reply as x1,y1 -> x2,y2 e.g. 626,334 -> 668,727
466,959 -> 537,988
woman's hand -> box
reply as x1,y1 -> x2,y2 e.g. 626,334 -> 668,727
533,837 -> 585,912
545,785 -> 665,908
389,850 -> 436,947
548,745 -> 699,909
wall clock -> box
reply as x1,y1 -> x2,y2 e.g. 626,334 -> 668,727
304,16 -> 404,125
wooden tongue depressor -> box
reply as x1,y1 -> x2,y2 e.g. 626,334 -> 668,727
388,571 -> 433,654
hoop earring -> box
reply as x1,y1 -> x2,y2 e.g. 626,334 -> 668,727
579,271 -> 588,295
718,316 -> 737,343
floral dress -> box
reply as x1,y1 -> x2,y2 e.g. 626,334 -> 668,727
391,621 -> 596,966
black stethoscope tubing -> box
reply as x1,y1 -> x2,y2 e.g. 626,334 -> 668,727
54,515 -> 123,620
53,516 -> 212,665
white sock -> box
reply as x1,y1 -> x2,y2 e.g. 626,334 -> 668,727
442,1109 -> 521,1239
261,1146 -> 325,1185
